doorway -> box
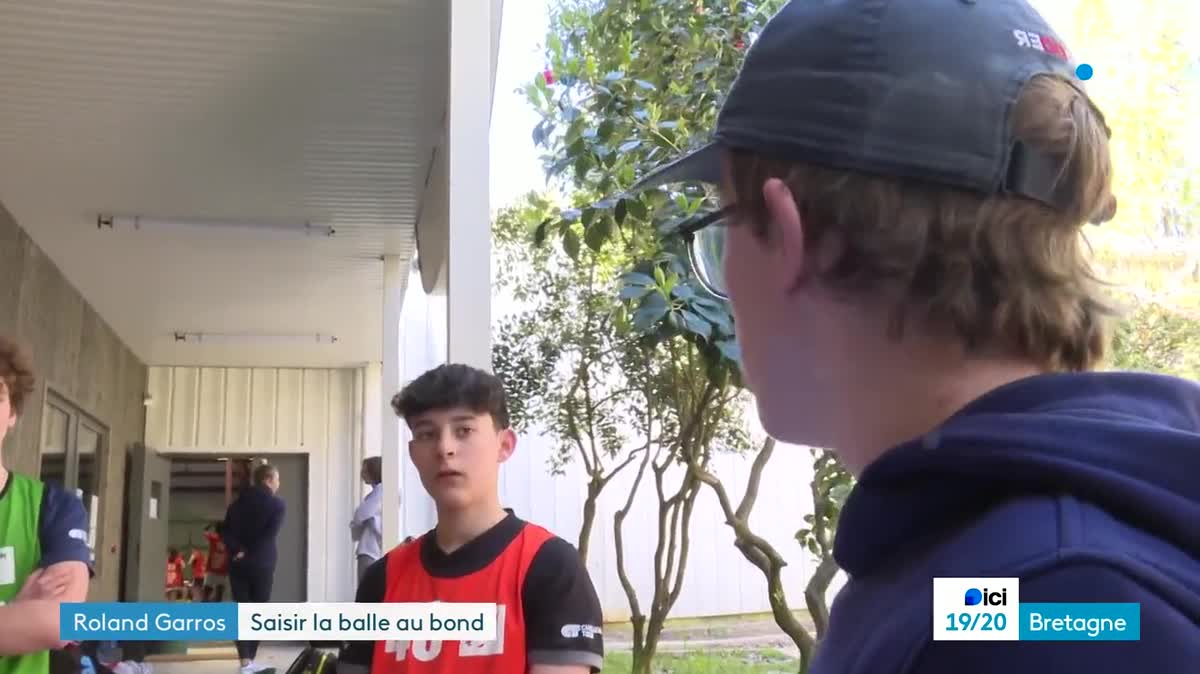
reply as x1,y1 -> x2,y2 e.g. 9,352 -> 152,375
168,454 -> 309,602
119,449 -> 310,603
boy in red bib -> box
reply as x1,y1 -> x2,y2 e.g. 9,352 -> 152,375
164,548 -> 186,601
202,523 -> 230,601
339,364 -> 604,674
188,546 -> 206,601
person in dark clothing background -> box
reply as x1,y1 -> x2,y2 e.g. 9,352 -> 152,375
220,462 -> 285,674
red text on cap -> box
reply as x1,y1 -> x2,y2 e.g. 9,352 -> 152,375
1013,29 -> 1069,60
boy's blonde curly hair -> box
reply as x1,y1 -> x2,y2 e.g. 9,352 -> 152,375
728,75 -> 1118,372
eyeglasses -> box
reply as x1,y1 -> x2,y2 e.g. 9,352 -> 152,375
677,206 -> 732,300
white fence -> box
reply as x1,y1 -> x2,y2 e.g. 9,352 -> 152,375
503,424 -> 846,621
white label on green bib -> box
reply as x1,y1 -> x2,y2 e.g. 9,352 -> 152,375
0,546 -> 15,586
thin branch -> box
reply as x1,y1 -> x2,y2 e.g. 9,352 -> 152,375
666,477 -> 700,608
559,376 -> 595,476
613,381 -> 657,642
598,446 -> 645,490
588,387 -> 642,413
651,457 -> 670,587
735,437 -> 776,521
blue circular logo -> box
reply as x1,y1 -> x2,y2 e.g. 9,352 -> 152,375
964,588 -> 983,606
1075,63 -> 1094,80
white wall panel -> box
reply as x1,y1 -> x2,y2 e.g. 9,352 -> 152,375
146,365 -> 360,602
250,368 -> 279,448
197,368 -> 226,448
223,368 -> 253,448
276,369 -> 304,450
324,368 -> 358,602
169,367 -> 199,447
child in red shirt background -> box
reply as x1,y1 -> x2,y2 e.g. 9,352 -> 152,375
188,546 -> 207,601
202,522 -> 231,602
164,548 -> 186,601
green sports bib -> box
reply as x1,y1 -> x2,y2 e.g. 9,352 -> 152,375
0,473 -> 48,674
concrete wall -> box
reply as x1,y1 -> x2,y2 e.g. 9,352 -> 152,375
0,202 -> 147,602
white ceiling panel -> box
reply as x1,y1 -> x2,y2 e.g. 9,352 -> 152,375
0,0 -> 449,367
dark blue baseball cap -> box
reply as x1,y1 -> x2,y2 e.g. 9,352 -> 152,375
632,0 -> 1105,213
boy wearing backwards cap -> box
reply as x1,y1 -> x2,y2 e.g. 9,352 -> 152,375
630,0 -> 1199,670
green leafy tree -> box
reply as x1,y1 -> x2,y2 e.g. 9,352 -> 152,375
493,191 -> 754,674
1109,301 -> 1200,379
1065,0 -> 1200,297
492,193 -> 652,564
609,330 -> 752,674
1066,0 -> 1199,239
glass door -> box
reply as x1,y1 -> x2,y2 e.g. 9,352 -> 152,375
38,391 -> 108,568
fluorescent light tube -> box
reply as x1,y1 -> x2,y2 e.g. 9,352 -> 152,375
173,332 -> 338,345
98,214 -> 335,237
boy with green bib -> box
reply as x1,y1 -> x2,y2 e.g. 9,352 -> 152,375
0,335 -> 92,674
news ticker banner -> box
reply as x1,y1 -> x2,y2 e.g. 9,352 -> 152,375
932,578 -> 1140,641
61,603 -> 497,642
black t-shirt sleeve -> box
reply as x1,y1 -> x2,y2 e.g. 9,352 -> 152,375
338,555 -> 388,674
521,537 -> 604,673
38,483 -> 95,576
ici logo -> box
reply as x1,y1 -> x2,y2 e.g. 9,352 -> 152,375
964,587 -> 1007,607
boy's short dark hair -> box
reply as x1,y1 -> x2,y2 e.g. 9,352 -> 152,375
0,335 -> 36,416
391,364 -> 511,429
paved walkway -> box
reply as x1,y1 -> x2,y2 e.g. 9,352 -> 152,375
604,612 -> 812,656
150,646 -> 304,674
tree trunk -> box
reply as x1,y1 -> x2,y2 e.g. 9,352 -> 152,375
630,640 -> 654,674
577,479 -> 600,564
639,470 -> 700,671
689,437 -> 835,672
805,556 -> 840,641
633,612 -> 666,674
614,444 -> 654,672
623,612 -> 652,674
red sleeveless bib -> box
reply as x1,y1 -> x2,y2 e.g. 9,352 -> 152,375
369,523 -> 554,674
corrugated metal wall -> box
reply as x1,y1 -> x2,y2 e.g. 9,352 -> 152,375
145,366 -> 362,603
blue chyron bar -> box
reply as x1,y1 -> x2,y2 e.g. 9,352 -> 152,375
1019,603 -> 1141,641
61,603 -> 238,641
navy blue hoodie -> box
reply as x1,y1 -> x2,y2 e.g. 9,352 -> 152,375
812,372 -> 1200,673
220,484 -> 286,571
